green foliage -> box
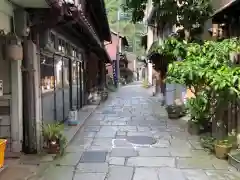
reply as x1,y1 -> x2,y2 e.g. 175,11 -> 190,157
105,0 -> 146,55
163,37 -> 240,137
42,122 -> 66,155
186,91 -> 210,126
200,135 -> 216,152
124,0 -> 212,39
42,123 -> 65,141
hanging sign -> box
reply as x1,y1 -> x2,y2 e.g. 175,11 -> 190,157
0,80 -> 3,96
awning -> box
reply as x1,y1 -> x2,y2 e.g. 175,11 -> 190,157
212,0 -> 240,23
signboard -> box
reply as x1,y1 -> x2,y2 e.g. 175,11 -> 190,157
0,80 -> 3,96
112,60 -> 118,86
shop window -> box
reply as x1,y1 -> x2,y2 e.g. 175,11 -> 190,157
40,55 -> 70,93
58,39 -> 65,53
40,56 -> 55,93
50,32 -> 56,49
72,48 -> 77,57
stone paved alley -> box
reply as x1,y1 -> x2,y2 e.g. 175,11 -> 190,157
41,83 -> 240,180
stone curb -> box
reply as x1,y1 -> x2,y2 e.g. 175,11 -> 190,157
64,101 -> 100,147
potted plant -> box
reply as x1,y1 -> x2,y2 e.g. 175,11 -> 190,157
166,104 -> 181,119
42,123 -> 66,154
215,140 -> 232,159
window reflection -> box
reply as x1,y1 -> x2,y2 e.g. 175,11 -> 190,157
40,57 -> 55,93
40,56 -> 69,93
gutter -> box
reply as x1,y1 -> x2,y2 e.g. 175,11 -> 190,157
45,0 -> 102,46
211,0 -> 239,17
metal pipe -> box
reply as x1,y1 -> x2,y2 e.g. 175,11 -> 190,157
61,56 -> 65,121
53,53 -> 57,121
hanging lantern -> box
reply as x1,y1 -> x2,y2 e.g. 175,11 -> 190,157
6,33 -> 23,61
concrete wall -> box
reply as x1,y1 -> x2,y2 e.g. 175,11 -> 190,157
0,0 -> 23,153
0,0 -> 14,33
0,0 -> 12,152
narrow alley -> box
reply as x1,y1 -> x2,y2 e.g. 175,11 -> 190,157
40,83 -> 240,180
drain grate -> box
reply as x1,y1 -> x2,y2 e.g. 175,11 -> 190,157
80,151 -> 107,163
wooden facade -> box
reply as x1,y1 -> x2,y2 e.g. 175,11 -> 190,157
11,0 -> 111,152
212,0 -> 240,38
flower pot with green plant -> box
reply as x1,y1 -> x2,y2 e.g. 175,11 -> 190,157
215,140 -> 232,159
42,123 -> 67,155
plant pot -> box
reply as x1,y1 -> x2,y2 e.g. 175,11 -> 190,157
228,152 -> 240,171
188,121 -> 200,135
215,144 -> 232,159
47,140 -> 60,154
166,105 -> 181,119
168,112 -> 180,119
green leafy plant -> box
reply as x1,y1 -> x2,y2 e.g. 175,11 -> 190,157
164,37 -> 240,139
124,0 -> 212,40
200,135 -> 216,152
42,123 -> 66,155
216,140 -> 232,148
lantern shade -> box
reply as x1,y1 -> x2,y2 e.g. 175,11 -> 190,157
6,44 -> 23,61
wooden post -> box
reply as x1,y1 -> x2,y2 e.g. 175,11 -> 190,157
22,38 -> 37,153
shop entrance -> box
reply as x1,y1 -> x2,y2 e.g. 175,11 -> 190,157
40,52 -> 85,123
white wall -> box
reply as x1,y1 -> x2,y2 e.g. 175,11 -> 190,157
0,1 -> 24,152
0,0 -> 14,33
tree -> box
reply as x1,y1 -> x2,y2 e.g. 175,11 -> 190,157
124,0 -> 212,41
105,0 -> 146,55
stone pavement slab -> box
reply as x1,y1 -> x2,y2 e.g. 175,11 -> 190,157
74,172 -> 106,180
133,168 -> 159,180
31,83 -> 240,180
107,166 -> 134,180
76,163 -> 108,173
127,156 -> 176,167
